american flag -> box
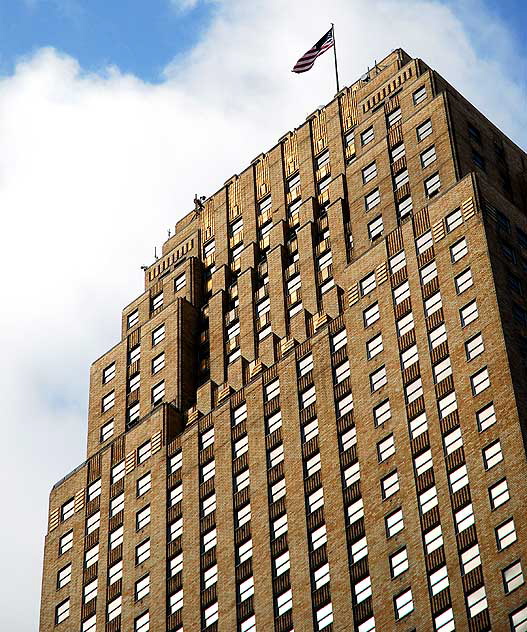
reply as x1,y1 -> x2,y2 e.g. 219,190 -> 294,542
292,28 -> 334,74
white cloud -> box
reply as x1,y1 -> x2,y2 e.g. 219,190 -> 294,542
169,0 -> 201,12
0,1 -> 524,629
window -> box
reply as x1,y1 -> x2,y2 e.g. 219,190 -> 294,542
413,85 -> 427,105
365,188 -> 381,211
201,427 -> 214,450
343,462 -> 360,488
391,143 -> 406,163
82,616 -> 97,632
397,312 -> 414,337
237,503 -> 251,527
433,357 -> 452,383
417,119 -> 432,141
86,511 -> 100,535
367,334 -> 383,360
429,323 -> 447,349
360,272 -> 377,296
135,575 -> 150,601
240,615 -> 256,632
409,411 -> 428,439
274,551 -> 290,577
169,517 -> 183,542
460,299 -> 478,326
387,107 -> 401,127
449,464 -> 469,493
111,460 -> 125,485
363,302 -> 379,327
393,280 -> 410,305
102,390 -> 115,412
271,478 -> 286,503
203,563 -> 217,589
390,547 -> 408,578
128,372 -> 140,393
273,513 -> 288,539
424,525 -> 443,554
358,618 -> 376,632
443,427 -> 463,455
169,483 -> 183,507
416,230 -> 433,254
420,260 -> 437,285
394,168 -> 409,190
347,497 -> 364,524
420,145 -> 437,168
152,352 -> 165,374
136,505 -> 151,530
136,538 -> 150,564
100,419 -> 114,442
362,161 -> 377,184
334,361 -> 351,386
298,353 -> 314,376
306,452 -> 321,478
467,586 -> 488,618
419,485 -> 438,514
368,215 -> 384,240
438,391 -> 457,419
503,560 -> 524,594
434,609 -> 454,632
361,126 -> 374,145
340,426 -> 357,450
152,380 -> 165,404
497,518 -> 518,550
169,451 -> 182,474
451,237 -> 468,262
55,598 -> 70,624
137,440 -> 151,464
471,367 -> 490,395
425,172 -> 441,197
57,563 -> 71,589
277,588 -> 293,616
461,543 -> 481,575
265,379 -> 280,401
483,439 -> 503,469
300,386 -> 317,410
373,399 -> 391,426
331,328 -> 348,351
203,528 -> 217,554
237,537 -> 252,563
348,536 -> 367,564
202,459 -> 215,483
394,588 -> 414,619
382,470 -> 400,499
266,411 -> 282,435
151,292 -> 163,311
454,503 -> 475,533
109,560 -> 123,585
414,449 -> 433,476
311,524 -> 327,550
370,365 -> 387,392
401,344 -> 418,369
137,471 -> 152,496
169,590 -> 183,613
477,402 -> 496,432
354,575 -> 372,603
174,273 -> 186,292
239,576 -> 254,602
128,309 -> 139,328
386,508 -> 404,537
201,493 -> 216,517
429,565 -> 449,595
103,362 -> 116,384
61,498 -> 74,523
405,377 -> 423,403
389,250 -> 406,274
129,345 -> 140,364
152,324 -> 165,346
315,602 -> 333,630
461,333 -> 483,363
446,208 -> 463,233
377,434 -> 395,462
59,530 -> 73,555
300,418 -> 318,444
455,268 -> 473,294
398,195 -> 413,220
268,443 -> 284,469
84,578 -> 98,602
467,123 -> 481,143
109,525 -> 123,550
85,543 -> 99,568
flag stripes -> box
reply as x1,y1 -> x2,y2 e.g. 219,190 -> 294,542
292,28 -> 334,74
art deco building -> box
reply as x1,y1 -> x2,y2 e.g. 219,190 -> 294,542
40,48 -> 527,632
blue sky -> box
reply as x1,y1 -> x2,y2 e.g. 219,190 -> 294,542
0,1 -> 525,631
1,1 -> 525,82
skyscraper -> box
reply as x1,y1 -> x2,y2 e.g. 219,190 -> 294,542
40,48 -> 527,632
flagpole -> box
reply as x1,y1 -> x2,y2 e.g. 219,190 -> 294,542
331,23 -> 340,93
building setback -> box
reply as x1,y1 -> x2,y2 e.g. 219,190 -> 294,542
39,48 -> 527,632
